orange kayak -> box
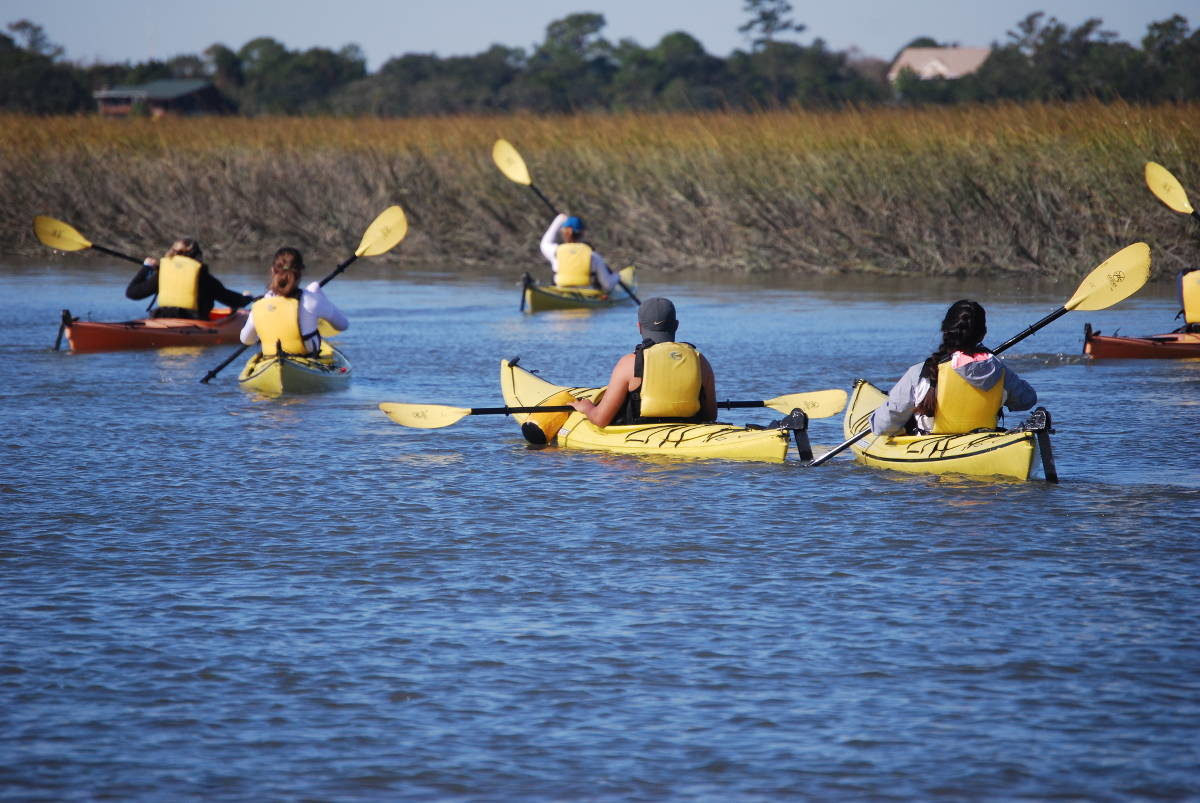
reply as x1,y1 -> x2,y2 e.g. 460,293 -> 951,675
60,308 -> 248,353
1083,323 -> 1200,359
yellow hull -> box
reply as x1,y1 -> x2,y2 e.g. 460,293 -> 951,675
843,379 -> 1039,481
522,267 -> 636,313
238,343 -> 352,397
499,358 -> 790,462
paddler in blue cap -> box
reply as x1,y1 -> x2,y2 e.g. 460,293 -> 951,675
539,212 -> 620,292
570,297 -> 717,427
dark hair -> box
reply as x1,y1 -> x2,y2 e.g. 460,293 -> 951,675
168,238 -> 202,260
267,247 -> 305,298
914,299 -> 989,417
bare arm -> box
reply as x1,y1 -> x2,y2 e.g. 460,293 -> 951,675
570,353 -> 635,427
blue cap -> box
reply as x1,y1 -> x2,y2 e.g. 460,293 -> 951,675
563,216 -> 584,231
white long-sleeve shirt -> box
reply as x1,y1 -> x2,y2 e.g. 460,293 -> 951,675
539,213 -> 619,292
240,281 -> 349,352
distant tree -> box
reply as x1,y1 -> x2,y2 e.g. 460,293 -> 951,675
234,37 -> 364,114
1141,15 -> 1200,101
521,13 -> 615,111
739,0 -> 805,49
205,43 -> 244,91
6,19 -> 61,59
0,31 -> 88,112
166,54 -> 208,79
609,31 -> 728,110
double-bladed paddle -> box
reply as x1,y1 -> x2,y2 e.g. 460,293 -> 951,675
379,389 -> 848,430
809,241 -> 1152,467
1145,162 -> 1200,223
33,216 -> 145,265
199,205 -> 409,384
36,215 -> 180,348
492,138 -> 641,305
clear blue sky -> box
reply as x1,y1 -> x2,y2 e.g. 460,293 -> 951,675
5,0 -> 1189,69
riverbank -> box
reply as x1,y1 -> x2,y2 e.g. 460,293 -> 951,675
4,101 -> 1197,277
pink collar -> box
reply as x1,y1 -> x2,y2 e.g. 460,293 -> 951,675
950,350 -> 990,368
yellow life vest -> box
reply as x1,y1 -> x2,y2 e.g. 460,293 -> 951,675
156,255 -> 202,312
1180,269 -> 1200,326
554,243 -> 593,287
251,296 -> 307,356
637,342 -> 703,419
932,361 -> 1004,434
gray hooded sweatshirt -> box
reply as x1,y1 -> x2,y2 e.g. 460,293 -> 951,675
870,353 -> 1037,436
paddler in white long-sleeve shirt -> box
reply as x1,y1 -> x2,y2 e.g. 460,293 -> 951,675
239,247 -> 349,356
540,213 -> 619,292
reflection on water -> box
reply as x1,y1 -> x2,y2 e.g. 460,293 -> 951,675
2,261 -> 1198,799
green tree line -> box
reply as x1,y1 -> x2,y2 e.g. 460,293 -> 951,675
2,5 -> 1198,116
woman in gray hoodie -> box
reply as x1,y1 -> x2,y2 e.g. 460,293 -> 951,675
871,300 -> 1037,436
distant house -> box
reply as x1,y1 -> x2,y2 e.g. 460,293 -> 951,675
887,47 -> 992,83
93,79 -> 233,116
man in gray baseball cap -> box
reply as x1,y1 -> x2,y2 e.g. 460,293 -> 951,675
570,297 -> 716,427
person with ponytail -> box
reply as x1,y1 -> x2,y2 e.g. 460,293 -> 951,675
871,300 -> 1037,436
238,247 -> 349,355
125,238 -> 251,319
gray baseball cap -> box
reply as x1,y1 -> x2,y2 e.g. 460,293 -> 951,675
638,297 -> 678,344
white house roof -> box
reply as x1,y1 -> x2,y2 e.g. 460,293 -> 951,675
887,47 -> 992,82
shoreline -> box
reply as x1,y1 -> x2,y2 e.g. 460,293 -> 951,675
4,101 -> 1198,278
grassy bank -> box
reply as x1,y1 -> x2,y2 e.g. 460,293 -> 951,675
3,102 -> 1197,277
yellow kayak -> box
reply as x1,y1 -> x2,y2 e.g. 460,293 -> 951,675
238,342 -> 352,396
842,379 -> 1057,482
499,358 -> 792,462
522,267 -> 636,313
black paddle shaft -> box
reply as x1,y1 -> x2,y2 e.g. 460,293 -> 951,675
529,185 -> 558,217
92,244 -> 144,265
469,399 -> 774,416
990,306 -> 1069,355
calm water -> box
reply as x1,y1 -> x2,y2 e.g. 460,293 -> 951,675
2,259 -> 1198,800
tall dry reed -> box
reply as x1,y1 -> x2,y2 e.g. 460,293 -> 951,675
3,102 -> 1197,278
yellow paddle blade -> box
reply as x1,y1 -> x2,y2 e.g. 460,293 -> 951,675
317,319 -> 342,338
355,205 -> 408,257
1064,242 -> 1151,312
1145,162 -> 1193,214
492,138 -> 532,186
379,402 -> 470,429
763,389 -> 848,418
33,215 -> 92,251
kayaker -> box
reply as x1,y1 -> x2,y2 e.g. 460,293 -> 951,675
125,238 -> 252,319
239,247 -> 349,356
871,299 -> 1037,436
540,213 -> 619,291
569,297 -> 717,427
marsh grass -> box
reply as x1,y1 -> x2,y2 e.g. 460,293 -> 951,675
3,101 -> 1197,277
